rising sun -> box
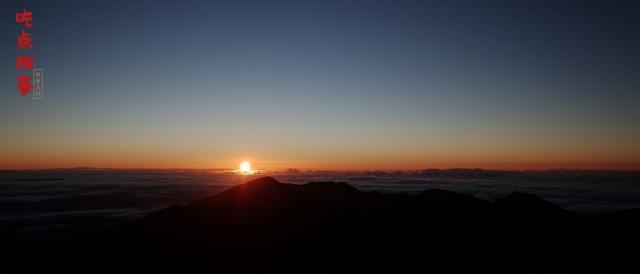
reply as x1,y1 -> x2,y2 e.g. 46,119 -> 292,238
238,161 -> 255,174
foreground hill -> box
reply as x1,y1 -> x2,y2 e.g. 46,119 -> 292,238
15,177 -> 640,273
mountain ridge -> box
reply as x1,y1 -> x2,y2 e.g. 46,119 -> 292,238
14,176 -> 640,274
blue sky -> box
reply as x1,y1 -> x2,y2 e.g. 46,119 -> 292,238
1,0 -> 639,169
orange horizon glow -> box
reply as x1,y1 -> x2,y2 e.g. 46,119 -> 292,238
1,158 -> 639,171
1,137 -> 639,171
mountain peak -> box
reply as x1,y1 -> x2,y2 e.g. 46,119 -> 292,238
496,191 -> 550,205
493,191 -> 566,215
416,188 -> 489,210
304,181 -> 359,192
244,176 -> 281,186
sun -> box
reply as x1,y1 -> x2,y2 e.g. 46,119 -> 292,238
238,161 -> 255,174
240,161 -> 251,172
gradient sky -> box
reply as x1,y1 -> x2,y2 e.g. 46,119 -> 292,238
1,0 -> 639,170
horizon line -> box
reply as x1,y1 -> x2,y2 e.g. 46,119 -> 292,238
2,166 -> 640,172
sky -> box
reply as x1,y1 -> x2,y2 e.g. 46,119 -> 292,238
1,0 -> 639,170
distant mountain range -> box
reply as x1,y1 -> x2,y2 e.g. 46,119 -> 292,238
6,176 -> 639,273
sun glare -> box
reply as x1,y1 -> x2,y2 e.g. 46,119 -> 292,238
238,161 -> 255,174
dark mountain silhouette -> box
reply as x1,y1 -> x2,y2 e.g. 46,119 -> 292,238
492,191 -> 569,217
10,177 -> 640,274
416,188 -> 489,209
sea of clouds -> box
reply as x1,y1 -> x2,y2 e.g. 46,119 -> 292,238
1,169 -> 639,232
